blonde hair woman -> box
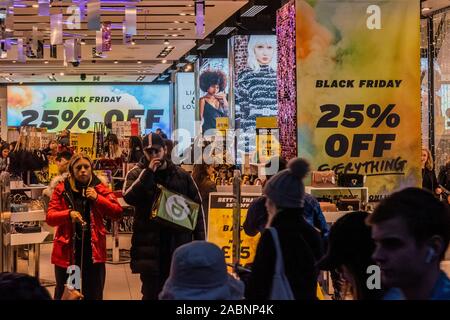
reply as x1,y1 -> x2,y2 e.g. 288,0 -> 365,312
421,148 -> 442,195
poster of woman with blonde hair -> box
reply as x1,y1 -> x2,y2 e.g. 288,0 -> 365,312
234,35 -> 278,152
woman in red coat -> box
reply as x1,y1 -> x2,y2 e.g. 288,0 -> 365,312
47,154 -> 123,300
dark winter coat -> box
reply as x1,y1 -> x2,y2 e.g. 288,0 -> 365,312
123,157 -> 205,275
246,208 -> 324,300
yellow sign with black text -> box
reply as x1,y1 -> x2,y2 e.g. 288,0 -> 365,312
207,193 -> 261,266
70,133 -> 96,159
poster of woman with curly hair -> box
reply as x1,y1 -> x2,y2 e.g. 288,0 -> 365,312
198,58 -> 229,134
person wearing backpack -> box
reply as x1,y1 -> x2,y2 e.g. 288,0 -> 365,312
246,158 -> 324,300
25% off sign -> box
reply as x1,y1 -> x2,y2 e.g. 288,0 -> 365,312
317,104 -> 400,158
21,109 -> 90,130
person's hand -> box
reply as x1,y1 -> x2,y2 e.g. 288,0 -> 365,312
70,210 -> 85,225
435,187 -> 443,195
215,92 -> 227,101
62,286 -> 84,300
149,158 -> 162,172
86,187 -> 98,201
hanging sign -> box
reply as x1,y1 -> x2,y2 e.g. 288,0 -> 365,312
296,0 -> 421,201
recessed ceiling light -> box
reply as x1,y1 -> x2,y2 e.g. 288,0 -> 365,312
137,61 -> 142,64
12,60 -> 16,63
114,60 -> 119,64
131,40 -> 136,45
172,34 -> 178,37
174,21 -> 180,24
180,13 -> 187,16
167,46 -> 174,49
162,59 -> 167,64
60,72 -> 64,76
422,7 -> 432,11
164,39 -> 170,45
44,61 -> 49,64
32,4 -> 38,8
81,40 -> 86,45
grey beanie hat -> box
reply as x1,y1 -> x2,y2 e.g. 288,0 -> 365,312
263,158 -> 310,208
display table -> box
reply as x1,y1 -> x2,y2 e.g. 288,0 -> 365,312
305,186 -> 369,223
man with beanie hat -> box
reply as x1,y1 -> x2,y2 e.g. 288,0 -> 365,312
246,158 -> 324,300
123,133 -> 206,300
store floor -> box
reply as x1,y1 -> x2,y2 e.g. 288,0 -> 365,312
36,236 -> 143,300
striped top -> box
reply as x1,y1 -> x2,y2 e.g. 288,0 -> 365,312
235,64 -> 278,133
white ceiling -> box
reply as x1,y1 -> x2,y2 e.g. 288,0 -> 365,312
0,1 -> 249,83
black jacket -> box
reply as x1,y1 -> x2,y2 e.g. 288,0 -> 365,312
123,157 -> 205,275
246,208 -> 323,300
422,168 -> 438,193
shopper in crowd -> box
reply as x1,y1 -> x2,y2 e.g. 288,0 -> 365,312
9,141 -> 17,152
0,143 -> 10,172
42,151 -> 72,211
422,148 -> 442,195
47,154 -> 123,300
243,156 -> 287,236
127,136 -> 144,163
44,140 -> 59,161
105,133 -> 123,159
155,128 -> 168,139
368,187 -> 450,300
199,69 -> 229,133
438,159 -> 450,204
0,272 -> 52,300
123,133 -> 206,300
246,158 -> 324,300
244,157 -> 329,240
317,211 -> 384,300
159,241 -> 244,300
192,163 -> 217,228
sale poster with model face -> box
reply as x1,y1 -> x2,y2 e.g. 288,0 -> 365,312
296,0 -> 421,200
233,35 -> 278,153
7,85 -> 170,134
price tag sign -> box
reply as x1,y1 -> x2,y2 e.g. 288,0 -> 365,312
207,193 -> 261,267
71,133 -> 95,159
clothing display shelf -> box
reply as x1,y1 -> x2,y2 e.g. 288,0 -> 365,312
305,186 -> 369,223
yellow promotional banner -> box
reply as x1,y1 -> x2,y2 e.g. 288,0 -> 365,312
207,193 -> 261,267
296,0 -> 421,200
48,163 -> 59,181
256,117 -> 280,164
70,133 -> 96,159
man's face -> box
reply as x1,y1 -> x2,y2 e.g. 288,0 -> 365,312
56,158 -> 69,174
371,216 -> 429,289
145,146 -> 166,167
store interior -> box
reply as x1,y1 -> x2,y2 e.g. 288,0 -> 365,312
0,0 -> 449,300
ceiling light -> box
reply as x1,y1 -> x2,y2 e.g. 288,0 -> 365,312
114,60 -> 119,64
44,61 -> 49,64
162,59 -> 167,64
216,26 -> 236,36
12,60 -> 16,64
32,4 -> 38,8
164,39 -> 170,45
184,64 -> 192,71
131,40 -> 136,45
241,5 -> 268,17
179,13 -> 187,16
172,34 -> 178,37
81,40 -> 86,45
422,7 -> 432,11
174,21 -> 180,24
59,72 -> 64,76
137,61 -> 142,64
167,46 -> 174,49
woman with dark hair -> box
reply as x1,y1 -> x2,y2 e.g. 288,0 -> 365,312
317,211 -> 384,300
199,70 -> 229,133
192,163 -> 216,227
44,140 -> 59,159
127,136 -> 144,163
105,133 -> 123,159
46,154 -> 123,300
0,143 -> 10,172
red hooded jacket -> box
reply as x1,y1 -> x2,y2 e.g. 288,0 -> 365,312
46,179 -> 123,268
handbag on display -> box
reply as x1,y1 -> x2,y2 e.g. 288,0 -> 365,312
311,170 -> 336,188
150,184 -> 199,232
319,201 -> 338,212
337,174 -> 365,187
336,199 -> 361,211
